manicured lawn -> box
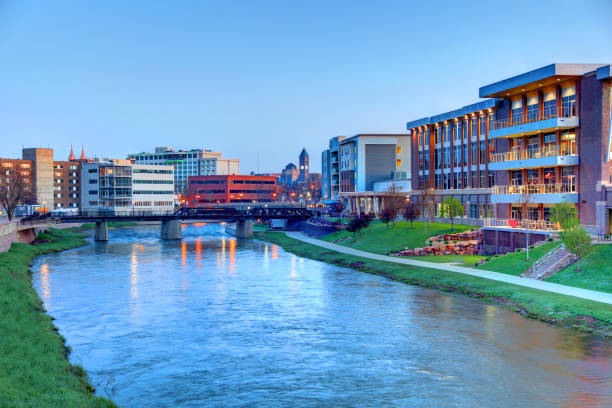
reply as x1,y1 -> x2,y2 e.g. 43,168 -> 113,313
256,232 -> 612,337
402,254 -> 486,267
320,221 -> 477,254
326,217 -> 351,224
476,241 -> 560,276
0,228 -> 116,407
546,245 -> 612,294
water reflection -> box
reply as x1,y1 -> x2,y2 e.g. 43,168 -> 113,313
30,224 -> 612,408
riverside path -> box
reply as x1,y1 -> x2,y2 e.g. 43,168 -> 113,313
284,231 -> 612,305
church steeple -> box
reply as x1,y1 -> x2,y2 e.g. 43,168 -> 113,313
79,145 -> 87,160
68,145 -> 76,161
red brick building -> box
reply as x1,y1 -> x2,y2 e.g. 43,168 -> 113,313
187,175 -> 277,205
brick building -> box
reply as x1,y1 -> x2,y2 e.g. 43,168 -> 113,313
187,175 -> 277,205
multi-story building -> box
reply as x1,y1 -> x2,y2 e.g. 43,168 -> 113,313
407,100 -> 497,222
128,147 -> 240,195
336,134 -> 411,215
298,148 -> 309,182
0,159 -> 35,212
187,175 -> 277,205
321,136 -> 346,200
280,163 -> 299,185
81,160 -> 174,213
53,161 -> 81,209
407,63 -> 612,253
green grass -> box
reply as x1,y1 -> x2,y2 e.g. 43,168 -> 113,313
546,245 -> 612,294
476,241 -> 560,276
81,221 -> 139,229
403,254 -> 486,267
320,221 -> 477,254
326,217 -> 351,224
0,228 -> 117,407
256,232 -> 612,338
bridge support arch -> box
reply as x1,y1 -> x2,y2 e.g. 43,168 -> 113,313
161,220 -> 182,240
94,222 -> 109,241
235,219 -> 254,238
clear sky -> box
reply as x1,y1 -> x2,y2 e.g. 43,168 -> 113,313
1,0 -> 611,173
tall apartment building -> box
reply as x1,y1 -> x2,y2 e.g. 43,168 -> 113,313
321,136 -> 346,200
128,147 -> 240,195
187,175 -> 277,205
81,160 -> 174,213
407,63 -> 612,253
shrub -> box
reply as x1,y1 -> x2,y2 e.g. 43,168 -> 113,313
529,245 -> 534,249
548,238 -> 553,242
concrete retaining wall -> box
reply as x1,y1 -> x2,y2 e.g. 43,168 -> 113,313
0,222 -> 17,253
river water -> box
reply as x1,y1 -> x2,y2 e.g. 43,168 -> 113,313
31,224 -> 612,407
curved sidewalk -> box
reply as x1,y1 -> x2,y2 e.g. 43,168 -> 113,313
284,231 -> 612,305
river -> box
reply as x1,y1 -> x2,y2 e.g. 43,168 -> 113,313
31,224 -> 612,407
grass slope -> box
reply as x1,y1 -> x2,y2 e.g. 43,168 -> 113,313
257,232 -> 612,338
546,245 -> 612,294
0,228 -> 116,407
81,221 -> 139,229
476,241 -> 560,276
320,220 -> 477,254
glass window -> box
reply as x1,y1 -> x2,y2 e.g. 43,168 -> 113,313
479,116 -> 486,136
511,206 -> 522,220
479,140 -> 487,163
435,174 -> 441,189
527,135 -> 539,155
443,147 -> 451,167
544,99 -> 557,117
527,97 -> 539,121
471,171 -> 478,187
479,170 -> 486,188
562,167 -> 576,191
435,148 -> 442,169
488,170 -> 495,187
471,142 -> 478,164
512,99 -> 522,124
454,122 -> 461,141
562,86 -> 576,117
462,172 -> 468,189
453,172 -> 460,189
526,169 -> 538,185
453,145 -> 461,164
543,133 -> 556,153
561,130 -> 576,155
463,143 -> 468,165
543,167 -> 555,184
444,173 -> 451,189
424,128 -> 430,147
434,127 -> 440,144
471,119 -> 477,139
511,170 -> 523,185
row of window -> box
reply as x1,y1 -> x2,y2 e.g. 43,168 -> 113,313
133,190 -> 174,195
418,114 -> 494,148
2,162 -> 30,168
133,201 -> 174,207
132,179 -> 173,184
418,170 -> 495,190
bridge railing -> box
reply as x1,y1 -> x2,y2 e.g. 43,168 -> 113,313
55,209 -> 177,219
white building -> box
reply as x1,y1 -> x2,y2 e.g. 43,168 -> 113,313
128,147 -> 240,194
81,160 -> 174,213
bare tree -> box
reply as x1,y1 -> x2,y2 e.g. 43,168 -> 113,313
381,183 -> 405,226
0,168 -> 34,221
402,201 -> 419,229
421,187 -> 436,230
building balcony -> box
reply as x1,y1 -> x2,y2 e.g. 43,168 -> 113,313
491,183 -> 577,204
483,218 -> 562,233
489,112 -> 578,139
488,145 -> 578,171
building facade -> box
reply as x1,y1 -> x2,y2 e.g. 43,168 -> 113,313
53,161 -> 81,209
321,136 -> 346,200
187,175 -> 277,205
298,148 -> 309,182
407,63 -> 612,253
128,147 -> 239,195
81,160 -> 174,213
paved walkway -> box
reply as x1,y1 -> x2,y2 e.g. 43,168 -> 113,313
284,231 -> 612,305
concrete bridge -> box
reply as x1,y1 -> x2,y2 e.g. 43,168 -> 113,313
22,204 -> 312,241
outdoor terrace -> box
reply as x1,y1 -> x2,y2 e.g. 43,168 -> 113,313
489,145 -> 578,170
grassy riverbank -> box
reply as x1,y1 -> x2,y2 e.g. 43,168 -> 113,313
256,231 -> 612,338
476,241 -> 559,275
81,221 -> 139,229
547,245 -> 612,294
0,228 -> 116,407
320,220 -> 477,254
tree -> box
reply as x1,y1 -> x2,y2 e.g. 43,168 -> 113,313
440,196 -> 464,232
561,227 -> 592,271
402,201 -> 419,229
347,216 -> 371,239
0,166 -> 33,221
551,202 -> 579,230
519,192 -> 534,260
382,183 -> 405,226
421,188 -> 436,230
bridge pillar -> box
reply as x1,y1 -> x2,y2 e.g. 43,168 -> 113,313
94,222 -> 108,241
161,220 -> 182,240
235,219 -> 254,238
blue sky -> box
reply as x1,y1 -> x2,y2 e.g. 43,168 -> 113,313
1,0 -> 611,173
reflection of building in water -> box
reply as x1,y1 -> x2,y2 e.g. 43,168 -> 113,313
228,238 -> 236,276
271,244 -> 279,260
181,241 -> 187,268
39,263 -> 51,306
130,245 -> 139,300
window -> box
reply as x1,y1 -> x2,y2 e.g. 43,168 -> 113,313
479,170 -> 486,188
435,174 -> 441,189
434,127 -> 440,144
444,173 -> 451,189
561,130 -> 576,155
471,119 -> 477,139
88,168 -> 97,174
479,116 -> 486,136
418,130 -> 423,147
462,172 -> 468,189
511,100 -> 522,123
511,206 -> 522,220
471,142 -> 478,164
543,168 -> 555,184
479,141 -> 487,164
396,146 -> 402,154
435,148 -> 442,169
488,170 -> 495,187
562,167 -> 576,191
526,169 -> 538,185
543,133 -> 556,153
89,179 -> 98,184
443,147 -> 451,168
418,151 -> 424,171
511,170 -> 523,186
454,122 -> 461,141
471,171 -> 478,187
526,135 -> 539,155
424,128 -> 430,147
543,91 -> 556,117
527,96 -> 538,121
89,190 -> 98,195
453,145 -> 461,164
562,86 -> 576,117
453,172 -> 460,189
463,143 -> 468,165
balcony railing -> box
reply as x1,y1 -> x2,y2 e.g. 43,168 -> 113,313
491,110 -> 576,131
484,218 -> 562,232
492,183 -> 576,195
490,144 -> 576,163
